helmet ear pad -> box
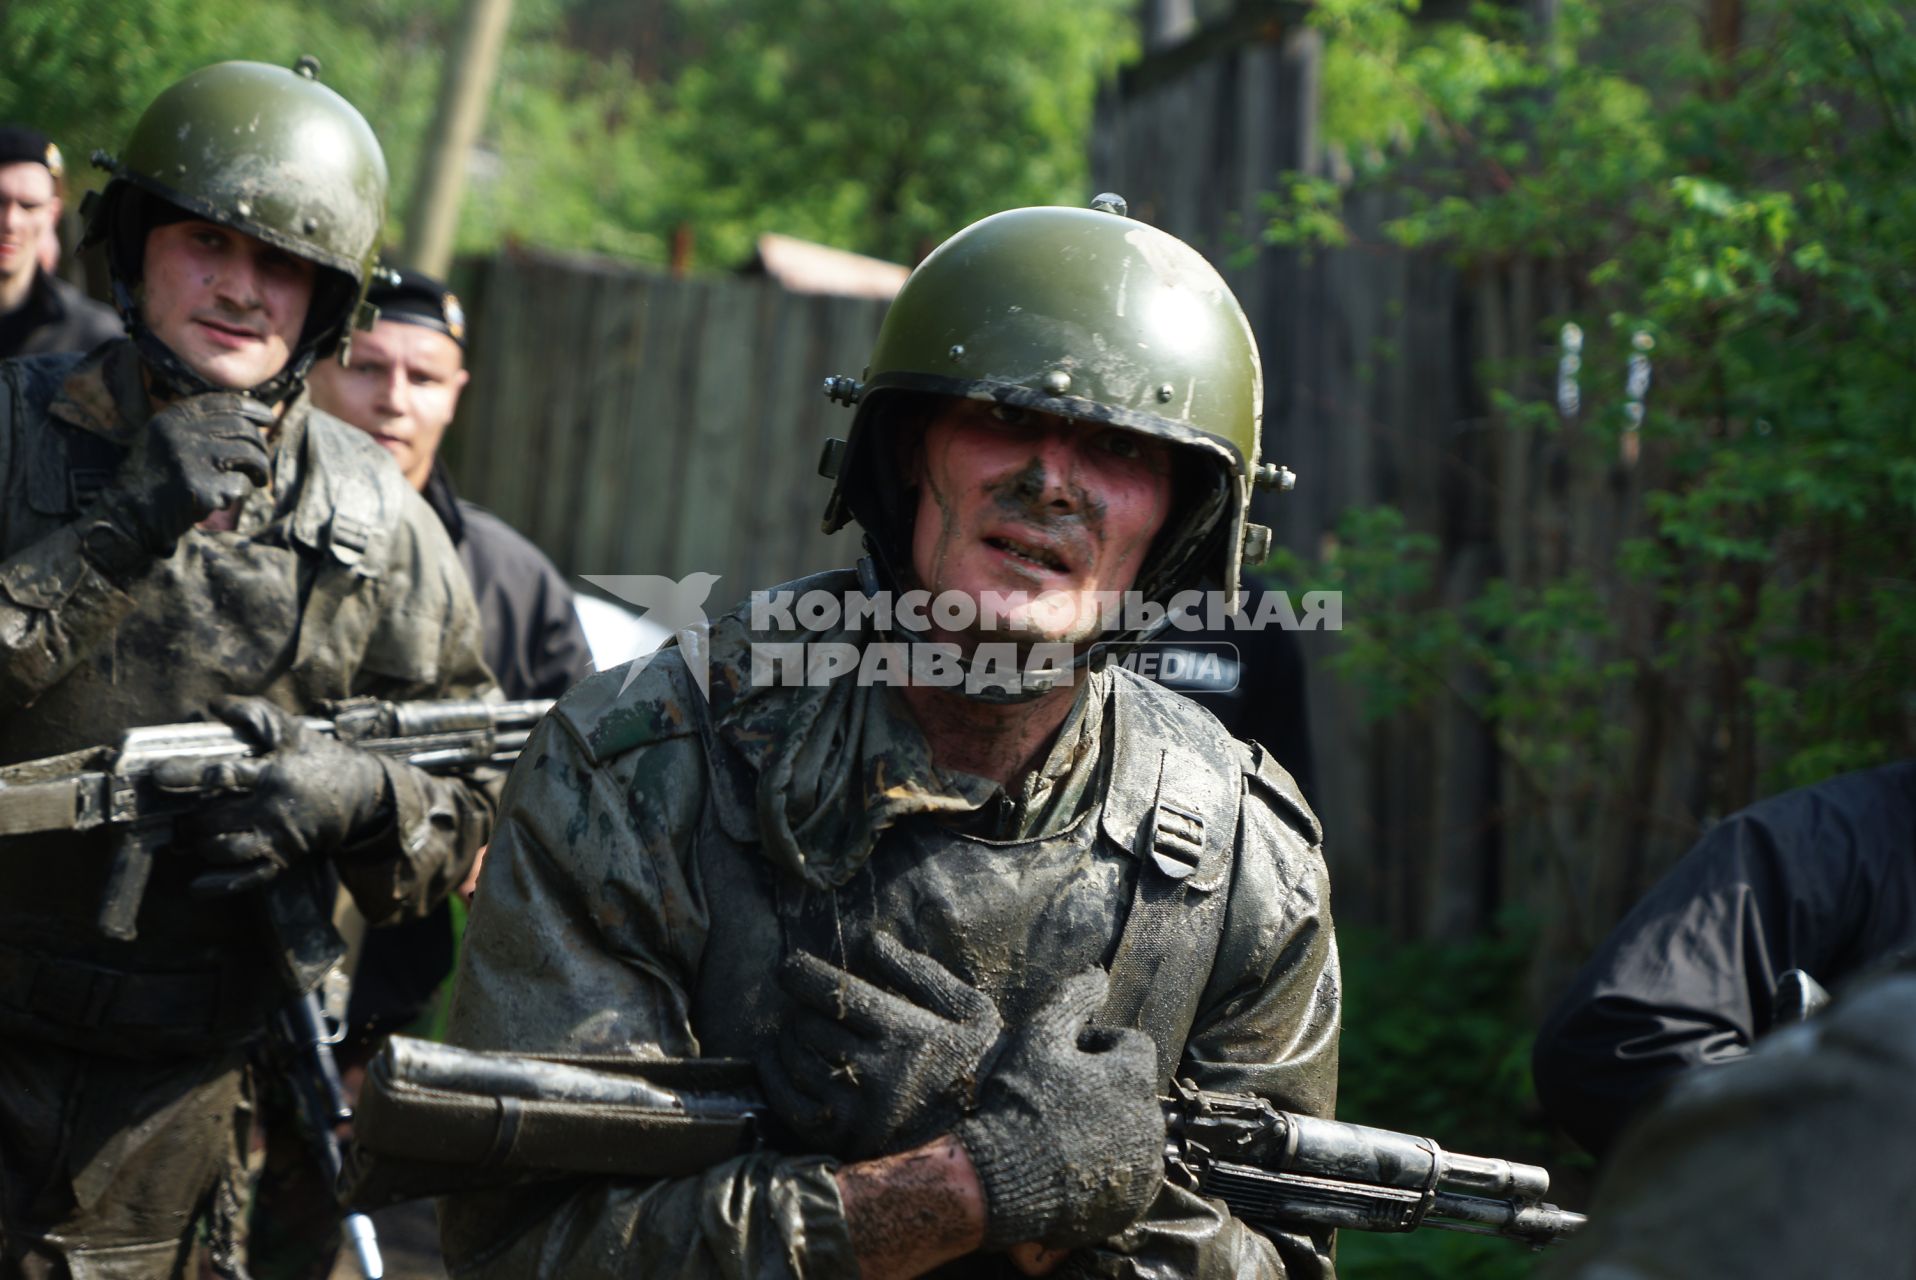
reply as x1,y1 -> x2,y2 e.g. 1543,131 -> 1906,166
299,265 -> 363,361
840,389 -> 941,591
99,188 -> 192,318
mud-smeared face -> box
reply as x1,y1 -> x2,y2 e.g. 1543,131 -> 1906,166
909,398 -> 1174,646
140,219 -> 314,391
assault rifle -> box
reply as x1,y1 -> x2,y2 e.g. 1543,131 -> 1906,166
270,990 -> 385,1279
1161,1081 -> 1585,1244
345,1036 -> 1586,1249
0,697 -> 551,941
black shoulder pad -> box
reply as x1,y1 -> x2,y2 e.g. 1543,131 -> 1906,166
1242,738 -> 1322,845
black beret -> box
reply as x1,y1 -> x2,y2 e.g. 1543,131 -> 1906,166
0,124 -> 62,178
366,266 -> 466,347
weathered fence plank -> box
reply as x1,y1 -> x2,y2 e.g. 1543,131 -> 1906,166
447,249 -> 886,619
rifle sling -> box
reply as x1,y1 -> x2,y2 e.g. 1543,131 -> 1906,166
1097,679 -> 1242,1090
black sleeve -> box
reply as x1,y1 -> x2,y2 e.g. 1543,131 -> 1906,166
1532,761 -> 1916,1157
455,503 -> 594,701
505,554 -> 593,699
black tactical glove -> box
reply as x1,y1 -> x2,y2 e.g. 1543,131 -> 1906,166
759,934 -> 1006,1160
956,968 -> 1166,1250
156,696 -> 393,896
81,393 -> 273,578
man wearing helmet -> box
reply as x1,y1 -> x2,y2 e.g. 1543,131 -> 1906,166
441,201 -> 1337,1279
0,61 -> 500,1277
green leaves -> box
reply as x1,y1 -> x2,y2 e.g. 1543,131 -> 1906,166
1334,920 -> 1578,1280
2,0 -> 1134,269
655,0 -> 1134,266
1266,0 -> 1916,804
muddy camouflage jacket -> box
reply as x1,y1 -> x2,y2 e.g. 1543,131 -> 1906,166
0,342 -> 502,1054
442,571 -> 1341,1279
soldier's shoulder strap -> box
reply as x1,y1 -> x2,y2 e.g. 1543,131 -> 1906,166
1097,668 -> 1249,1088
1241,736 -> 1323,845
293,407 -> 415,570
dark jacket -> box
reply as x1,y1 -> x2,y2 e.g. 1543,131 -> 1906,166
0,343 -> 500,1274
0,269 -> 123,361
421,461 -> 593,700
1541,958 -> 1916,1279
346,461 -> 592,1037
1532,760 -> 1916,1157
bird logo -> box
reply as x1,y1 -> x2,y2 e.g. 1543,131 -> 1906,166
580,572 -> 723,700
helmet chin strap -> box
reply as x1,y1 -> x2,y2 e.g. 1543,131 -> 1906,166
114,279 -> 314,408
854,553 -> 1175,706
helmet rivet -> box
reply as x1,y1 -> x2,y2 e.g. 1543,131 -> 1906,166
1254,462 -> 1298,492
303,217 -> 319,234
295,55 -> 322,80
1042,370 -> 1071,395
1091,192 -> 1129,218
948,344 -> 965,361
1156,383 -> 1175,402
822,375 -> 863,406
235,199 -> 252,218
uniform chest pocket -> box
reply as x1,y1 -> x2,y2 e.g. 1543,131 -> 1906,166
349,568 -> 450,690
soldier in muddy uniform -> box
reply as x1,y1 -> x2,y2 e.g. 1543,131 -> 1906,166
0,61 -> 499,1277
441,202 -> 1339,1279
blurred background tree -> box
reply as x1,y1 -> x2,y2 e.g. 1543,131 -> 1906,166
1271,0 -> 1913,855
1259,3 -> 1915,1271
0,0 -> 1133,267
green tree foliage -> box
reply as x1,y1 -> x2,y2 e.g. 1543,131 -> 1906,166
2,0 -> 1133,269
656,0 -> 1136,265
2,0 -> 457,246
1333,923 -> 1575,1280
1268,0 -> 1915,836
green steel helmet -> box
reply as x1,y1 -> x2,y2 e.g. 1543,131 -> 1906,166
83,57 -> 389,404
820,197 -> 1291,613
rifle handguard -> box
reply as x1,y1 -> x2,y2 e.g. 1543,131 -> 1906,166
343,1036 -> 765,1209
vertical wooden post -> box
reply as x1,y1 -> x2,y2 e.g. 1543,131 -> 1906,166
404,0 -> 516,277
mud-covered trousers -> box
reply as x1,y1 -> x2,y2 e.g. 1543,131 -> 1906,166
0,1039 -> 250,1280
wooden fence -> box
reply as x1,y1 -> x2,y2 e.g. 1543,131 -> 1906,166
441,249 -> 888,616
1093,2 -> 1713,989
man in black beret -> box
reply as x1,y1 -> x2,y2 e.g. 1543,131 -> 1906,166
309,267 -> 592,706
245,269 -> 594,1278
0,124 -> 121,359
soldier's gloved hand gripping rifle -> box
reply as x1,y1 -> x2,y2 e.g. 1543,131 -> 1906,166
0,696 -> 551,1280
0,695 -> 551,940
345,1036 -> 1588,1250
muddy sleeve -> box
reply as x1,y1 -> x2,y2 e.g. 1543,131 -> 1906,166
1071,790 -> 1341,1280
436,668 -> 860,1280
335,499 -> 504,923
0,415 -> 143,713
